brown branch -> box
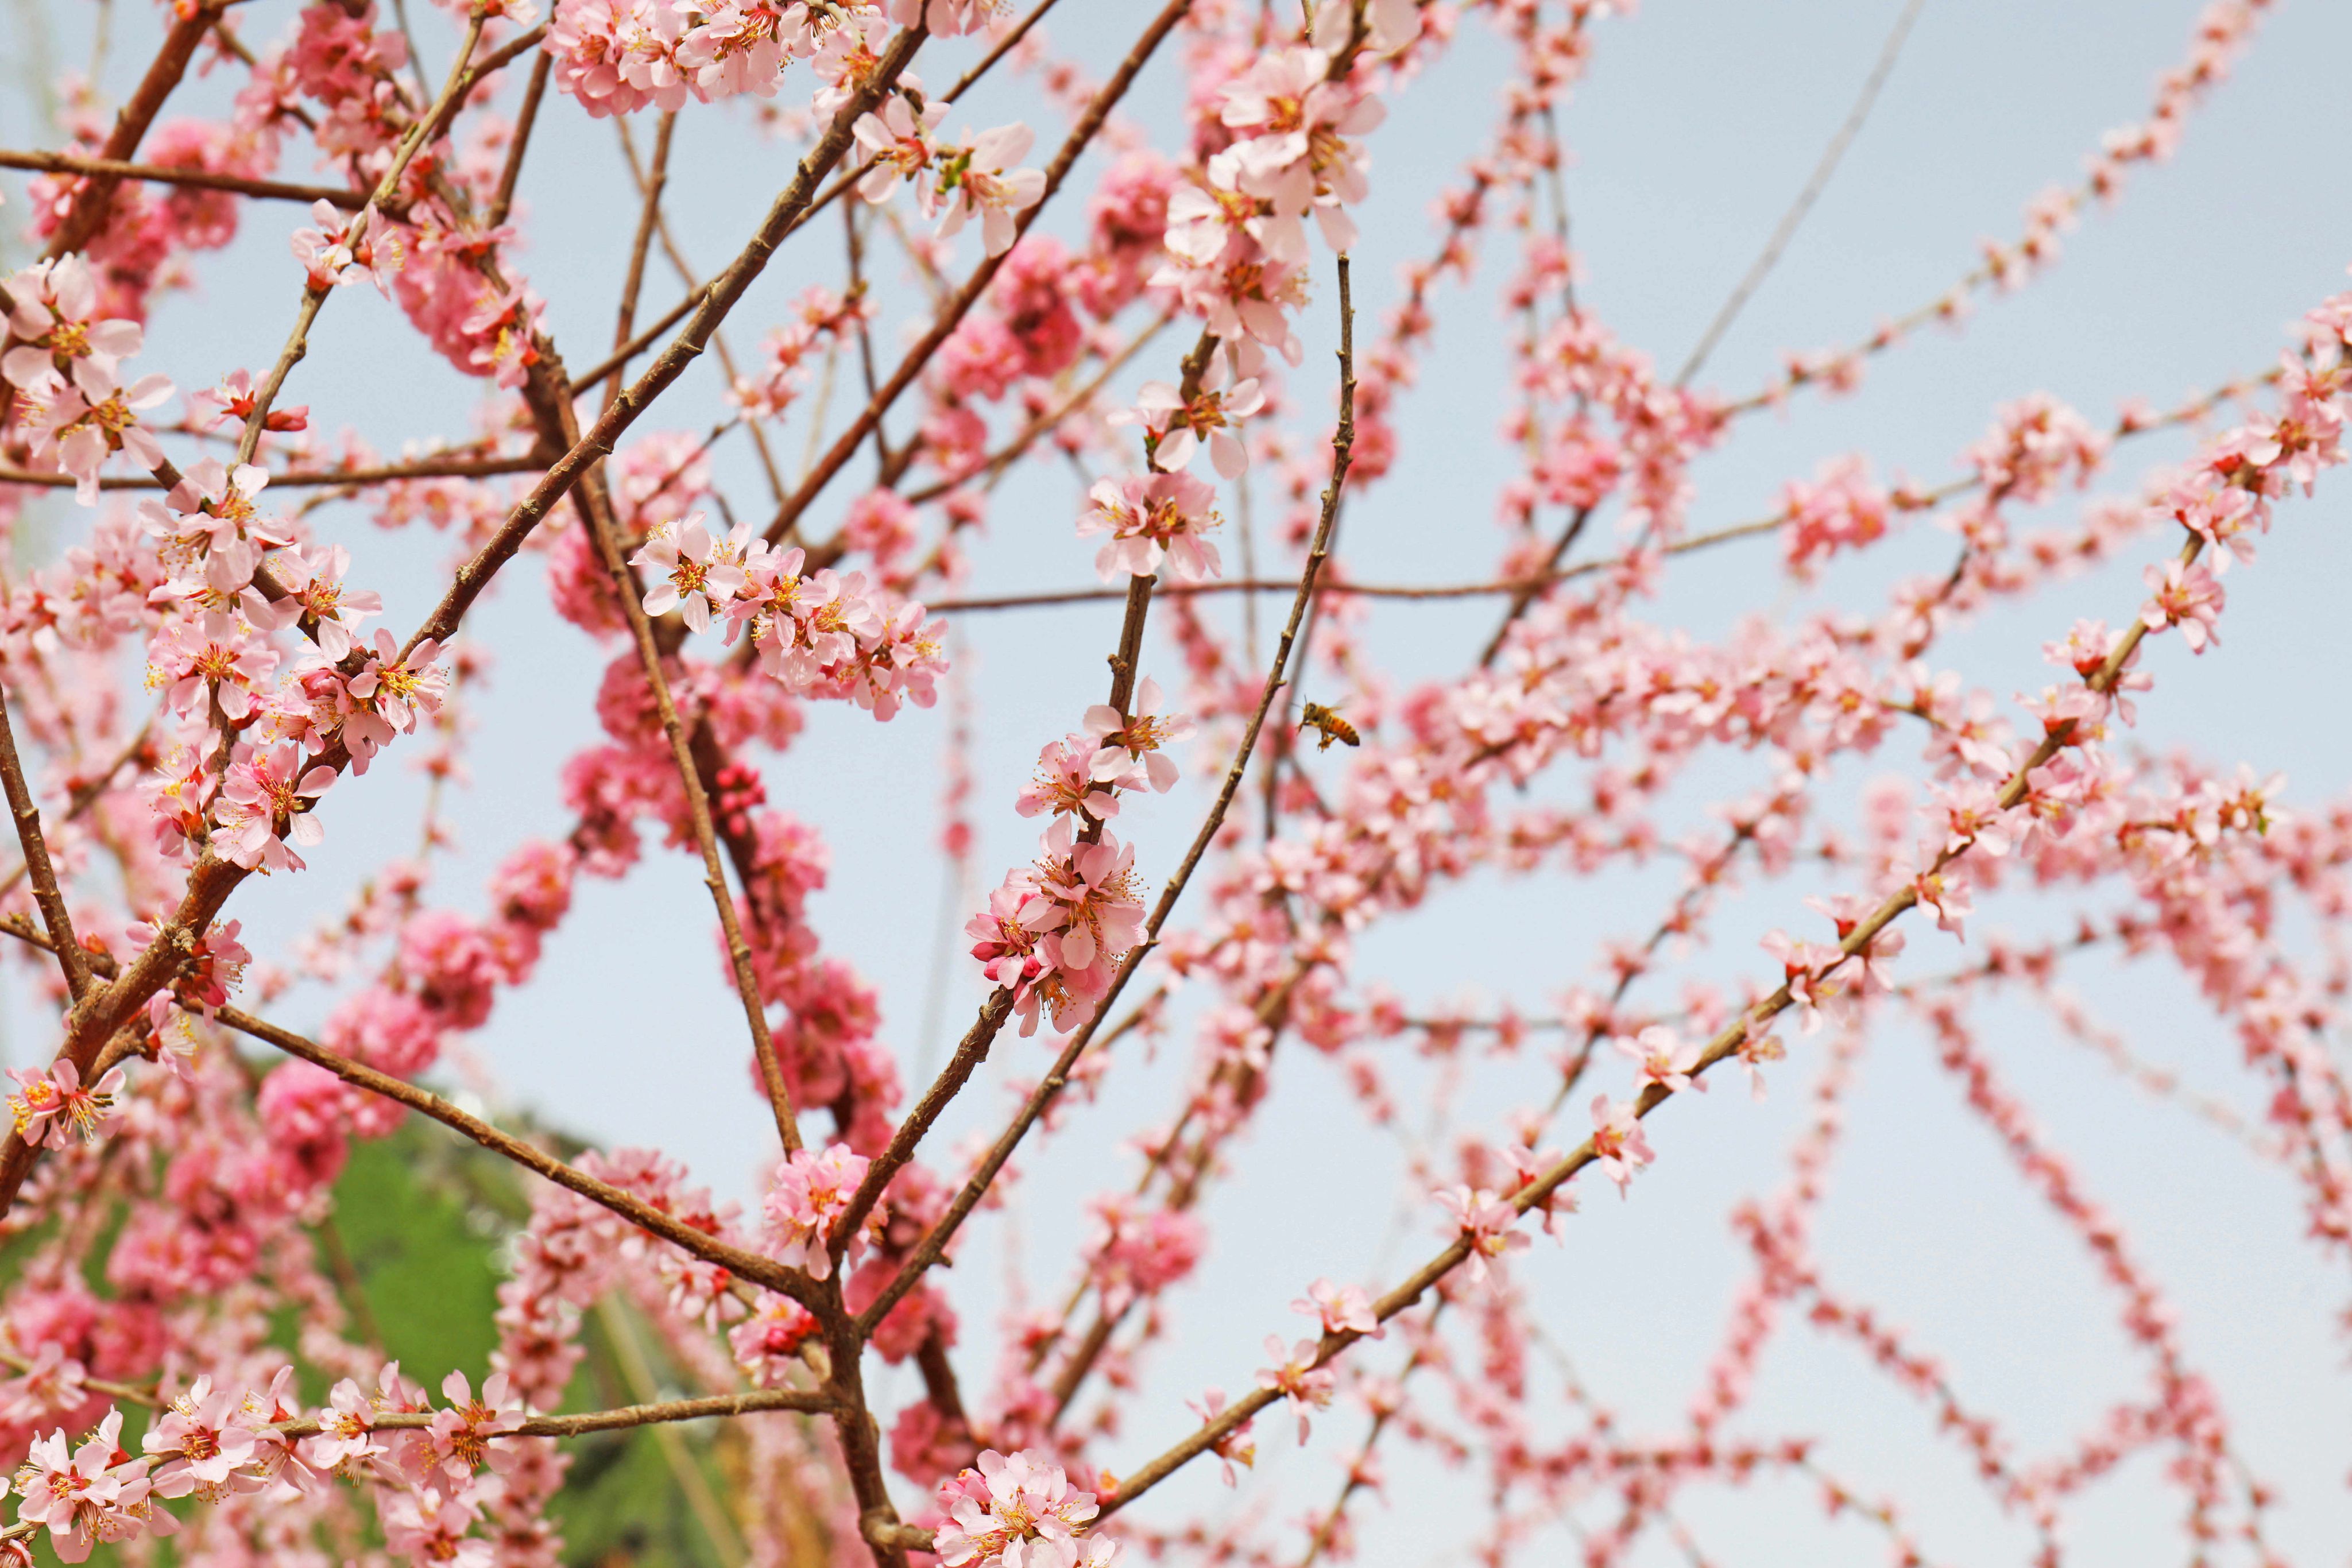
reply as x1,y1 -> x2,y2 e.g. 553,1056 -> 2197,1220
270,1387 -> 834,1439
0,452 -> 546,491
0,36 -> 924,1221
0,910 -> 831,1311
0,148 -> 365,208
41,0 -> 227,259
860,252 -> 1357,1335
0,684 -> 92,1002
1672,0 -> 1926,386
568,287 -> 712,398
0,722 -> 152,903
215,993 -> 832,1314
607,111 -> 678,411
581,471 -> 804,1156
393,22 -> 926,663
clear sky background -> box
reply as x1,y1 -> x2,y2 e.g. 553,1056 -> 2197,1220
6,1 -> 2352,1562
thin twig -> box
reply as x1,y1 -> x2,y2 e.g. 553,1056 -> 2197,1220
0,683 -> 91,1001
1674,0 -> 1927,386
0,147 -> 365,207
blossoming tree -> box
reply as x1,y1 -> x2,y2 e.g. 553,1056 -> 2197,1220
0,0 -> 2341,1564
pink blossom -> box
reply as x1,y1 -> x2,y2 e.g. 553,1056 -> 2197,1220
428,1370 -> 525,1480
1293,1278 -> 1382,1338
6,1060 -> 127,1149
2140,557 -> 2225,652
299,1376 -> 386,1473
852,94 -> 945,202
2,255 -> 142,392
272,542 -> 382,659
1255,1335 -> 1337,1443
927,123 -> 1047,256
16,1410 -> 163,1562
142,1376 -> 258,1499
932,1448 -> 1107,1568
764,1142 -> 871,1279
1078,471 -> 1223,583
1187,1388 -> 1257,1486
1119,359 -> 1264,478
1589,1095 -> 1655,1194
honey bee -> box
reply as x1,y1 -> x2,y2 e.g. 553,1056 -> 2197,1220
1296,702 -> 1361,751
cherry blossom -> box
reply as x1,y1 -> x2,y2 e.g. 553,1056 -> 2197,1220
1256,1335 -> 1338,1443
764,1142 -> 872,1279
1083,677 -> 1195,792
215,743 -> 338,872
1590,1095 -> 1655,1194
1077,471 -> 1223,582
631,512 -> 747,634
926,123 -> 1047,256
932,1449 -> 1111,1568
5,1062 -> 126,1149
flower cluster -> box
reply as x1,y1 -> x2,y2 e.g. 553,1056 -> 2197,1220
932,1449 -> 1117,1568
621,512 -> 950,720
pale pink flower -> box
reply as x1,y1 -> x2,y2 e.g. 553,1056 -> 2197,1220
142,1377 -> 258,1499
34,362 -> 172,504
1293,1278 -> 1382,1338
1117,361 -> 1264,478
1255,1335 -> 1336,1443
271,543 -> 382,660
382,1490 -> 492,1568
927,123 -> 1046,256
216,743 -> 338,873
6,1060 -> 127,1149
1761,930 -> 1844,1030
1016,738 -> 1124,822
1084,677 -> 1196,792
932,1448 -> 1104,1568
16,1410 -> 161,1562
344,630 -> 451,769
1437,1184 -> 1527,1283
1077,471 -> 1223,583
289,200 -> 405,296
0,1344 -> 87,1427
299,1376 -> 385,1472
852,94 -> 945,202
1615,1024 -> 1704,1094
632,512 -> 745,634
428,1370 -> 525,1480
1216,46 -> 1384,258
1187,1388 -> 1257,1486
184,369 -> 308,436
2140,558 -> 2225,652
1020,817 -> 1147,979
1589,1095 -> 1654,1194
2,255 -> 142,391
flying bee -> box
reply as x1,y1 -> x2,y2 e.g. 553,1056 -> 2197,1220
1296,702 -> 1361,751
